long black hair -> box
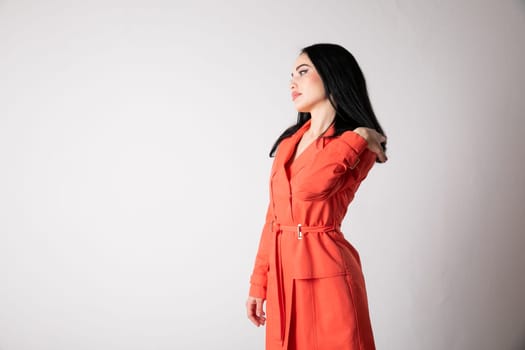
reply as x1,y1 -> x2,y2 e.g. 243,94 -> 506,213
269,43 -> 387,162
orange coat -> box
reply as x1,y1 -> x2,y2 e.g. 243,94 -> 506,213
249,119 -> 377,350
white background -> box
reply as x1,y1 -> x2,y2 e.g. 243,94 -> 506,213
1,1 -> 524,349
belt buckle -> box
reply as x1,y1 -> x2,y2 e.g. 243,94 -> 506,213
297,224 -> 302,240
272,220 -> 279,233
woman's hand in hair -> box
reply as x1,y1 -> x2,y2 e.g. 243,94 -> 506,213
246,296 -> 266,327
353,127 -> 388,163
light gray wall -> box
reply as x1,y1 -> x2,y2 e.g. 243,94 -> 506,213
1,1 -> 524,349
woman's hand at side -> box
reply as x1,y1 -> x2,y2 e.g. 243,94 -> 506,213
353,127 -> 388,163
246,296 -> 266,327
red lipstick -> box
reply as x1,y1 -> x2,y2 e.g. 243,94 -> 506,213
292,92 -> 302,101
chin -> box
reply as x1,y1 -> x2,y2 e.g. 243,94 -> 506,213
293,102 -> 311,113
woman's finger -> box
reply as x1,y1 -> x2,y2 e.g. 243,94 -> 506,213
377,147 -> 387,162
369,140 -> 387,163
256,299 -> 264,317
377,151 -> 387,163
246,299 -> 260,326
256,299 -> 266,325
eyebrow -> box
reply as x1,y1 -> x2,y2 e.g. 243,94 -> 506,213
291,64 -> 311,76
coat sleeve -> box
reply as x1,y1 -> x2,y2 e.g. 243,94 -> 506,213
292,130 -> 370,201
248,202 -> 273,299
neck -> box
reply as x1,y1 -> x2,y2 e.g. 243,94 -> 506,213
307,100 -> 336,138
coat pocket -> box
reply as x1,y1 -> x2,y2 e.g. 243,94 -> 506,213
283,231 -> 348,279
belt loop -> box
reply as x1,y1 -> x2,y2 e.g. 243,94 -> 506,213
297,224 -> 302,240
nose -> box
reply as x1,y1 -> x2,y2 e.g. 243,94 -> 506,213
290,78 -> 297,90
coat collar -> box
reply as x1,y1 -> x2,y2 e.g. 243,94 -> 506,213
277,119 -> 336,170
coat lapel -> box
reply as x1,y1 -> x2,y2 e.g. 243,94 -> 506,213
275,119 -> 337,178
278,120 -> 311,172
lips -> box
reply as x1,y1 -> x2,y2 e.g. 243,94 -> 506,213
292,92 -> 302,100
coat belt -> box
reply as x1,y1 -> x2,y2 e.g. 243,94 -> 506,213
269,220 -> 341,344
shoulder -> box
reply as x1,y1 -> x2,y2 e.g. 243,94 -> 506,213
274,135 -> 293,155
319,130 -> 368,157
337,130 -> 368,152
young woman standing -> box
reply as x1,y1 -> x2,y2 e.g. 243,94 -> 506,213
246,43 -> 387,350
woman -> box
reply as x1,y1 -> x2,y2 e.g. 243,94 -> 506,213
246,43 -> 387,350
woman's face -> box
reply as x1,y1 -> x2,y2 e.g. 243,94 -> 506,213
290,53 -> 327,112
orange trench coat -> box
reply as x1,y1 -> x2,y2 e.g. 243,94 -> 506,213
249,119 -> 377,350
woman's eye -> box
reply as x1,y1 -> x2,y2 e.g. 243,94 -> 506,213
299,69 -> 308,76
